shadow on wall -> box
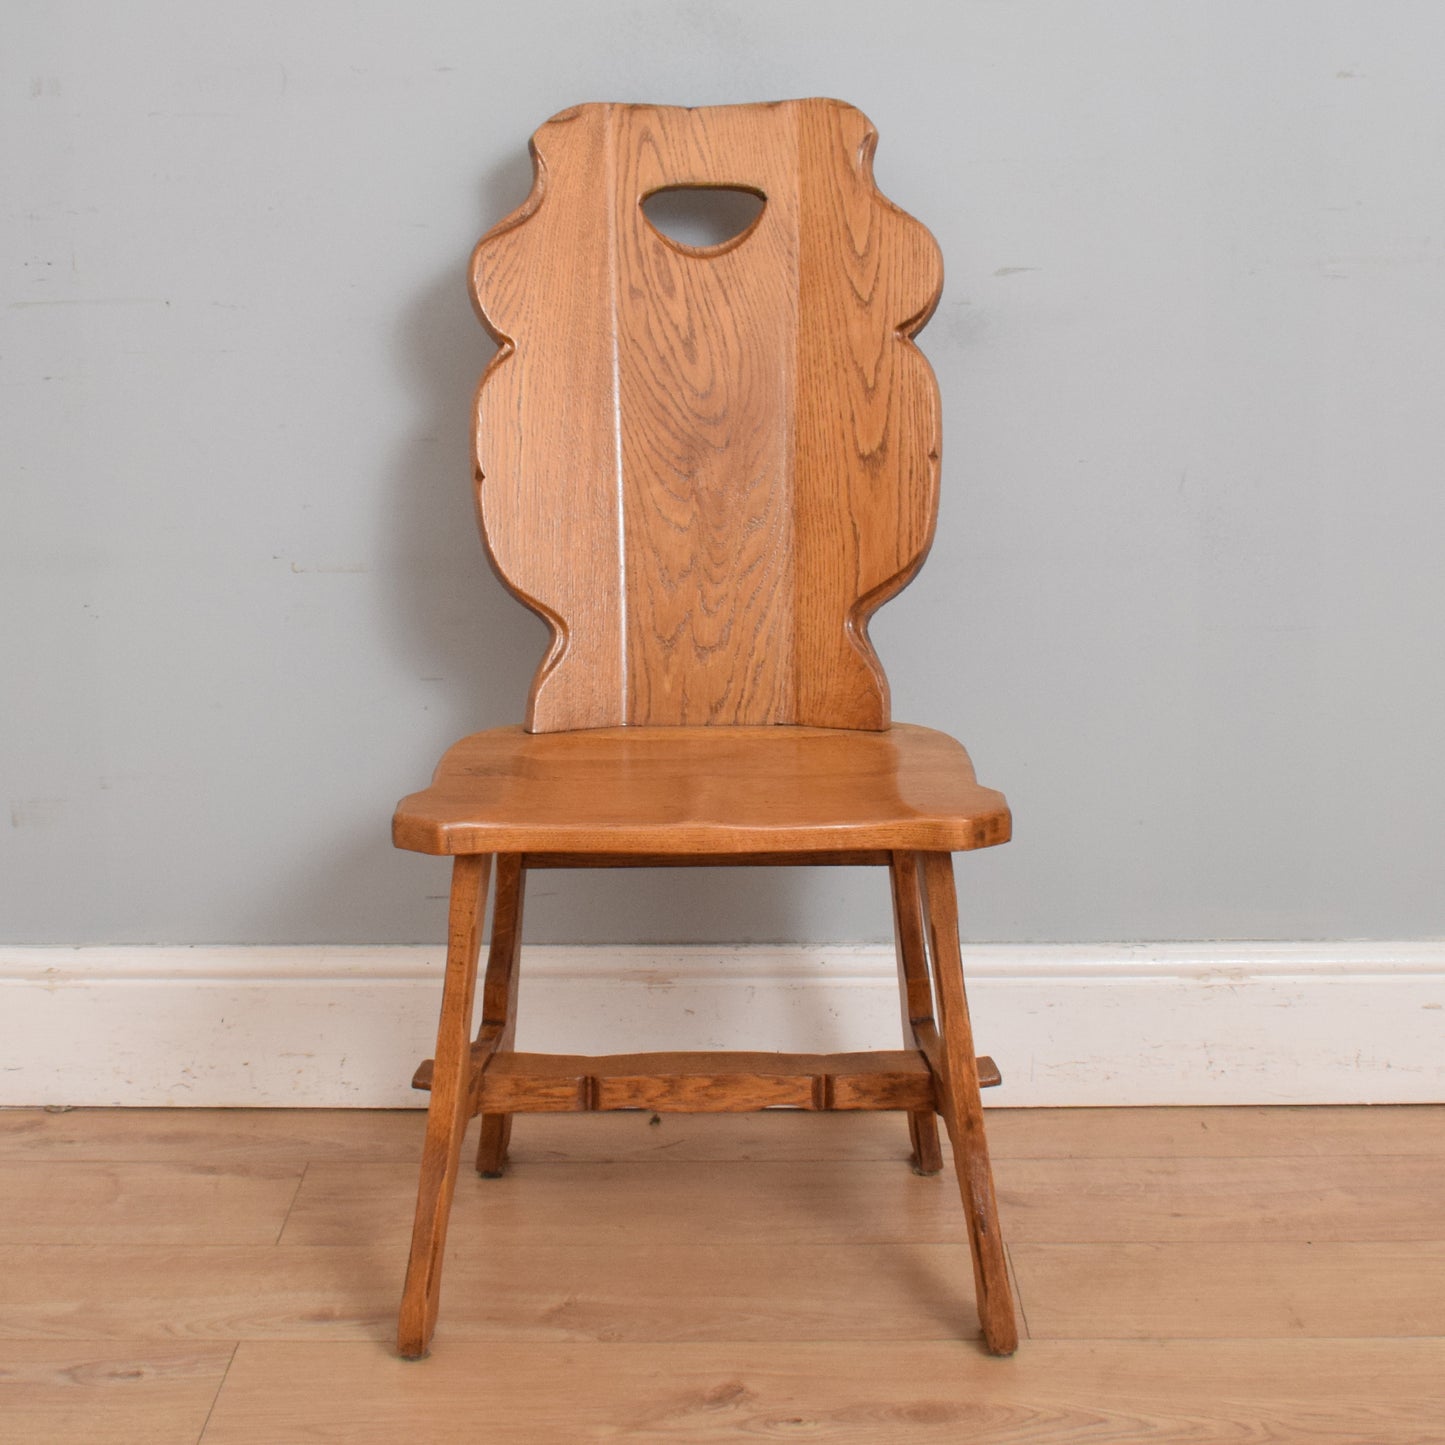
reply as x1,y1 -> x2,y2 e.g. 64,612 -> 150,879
239,155 -> 543,944
380,148 -> 549,741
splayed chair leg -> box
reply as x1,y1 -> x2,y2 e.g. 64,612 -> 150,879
918,851 -> 1018,1355
397,853 -> 491,1359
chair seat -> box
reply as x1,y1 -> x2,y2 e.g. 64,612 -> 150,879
393,723 -> 1010,857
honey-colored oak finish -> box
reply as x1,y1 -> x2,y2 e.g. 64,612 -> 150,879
473,99 -> 942,733
394,724 -> 1010,857
393,98 -> 1016,1360
411,1049 -> 1002,1113
397,855 -> 490,1359
473,855 -> 526,1178
891,851 -> 946,1175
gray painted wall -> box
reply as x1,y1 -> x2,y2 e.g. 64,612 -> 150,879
4,1 -> 1443,945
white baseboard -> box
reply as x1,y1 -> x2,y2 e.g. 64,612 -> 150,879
2,943 -> 1441,1108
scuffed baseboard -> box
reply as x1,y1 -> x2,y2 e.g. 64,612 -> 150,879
1,943 -> 1441,1107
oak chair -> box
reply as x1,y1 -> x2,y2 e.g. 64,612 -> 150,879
392,98 -> 1018,1359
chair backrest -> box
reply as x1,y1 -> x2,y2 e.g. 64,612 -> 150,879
472,98 -> 944,732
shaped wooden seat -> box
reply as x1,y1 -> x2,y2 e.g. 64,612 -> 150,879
393,724 -> 1010,856
392,98 -> 1018,1360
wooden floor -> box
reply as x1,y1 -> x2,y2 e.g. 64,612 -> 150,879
0,1106 -> 1442,1443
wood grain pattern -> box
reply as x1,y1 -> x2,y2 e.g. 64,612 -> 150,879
397,854 -> 490,1358
6,1185 -> 1442,1344
919,852 -> 1018,1354
1013,1241 -> 1445,1340
473,854 -> 526,1177
483,1110 -> 941,1165
0,1163 -> 300,1245
23,1241 -> 1445,1346
392,723 -> 1010,856
471,99 -> 943,731
994,1153 -> 1445,1242
480,1111 -> 944,1165
5,1108 -> 1445,1440
283,1160 -> 992,1249
0,1245 -> 401,1342
981,1103 -> 1445,1160
200,1339 -> 1445,1445
0,1243 -> 1004,1344
481,1049 -> 938,1114
3,1105 -> 1436,1165
284,1152 -> 1445,1251
0,1343 -> 233,1445
0,1108 -> 428,1165
890,851 -> 945,1174
410,1049 -> 999,1111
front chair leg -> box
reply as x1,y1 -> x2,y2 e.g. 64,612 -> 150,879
474,854 -> 527,1177
918,851 -> 1018,1356
397,852 -> 492,1359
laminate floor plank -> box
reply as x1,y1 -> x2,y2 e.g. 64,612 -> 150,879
280,1151 -> 1445,1250
983,1104 -> 1445,1160
1013,1241 -> 1445,1339
498,1104 -> 1445,1164
0,1107 -> 427,1165
0,1162 -> 302,1244
281,1160 -> 970,1247
198,1338 -> 1445,1445
5,1105 -> 1443,1440
494,1104 -> 1445,1164
0,1342 -> 233,1445
0,1242 -> 1001,1345
0,1107 -> 921,1166
5,1104 -> 1439,1166
0,1244 -> 400,1343
995,1152 -> 1445,1242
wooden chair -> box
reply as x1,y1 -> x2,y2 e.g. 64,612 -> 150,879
392,98 -> 1018,1359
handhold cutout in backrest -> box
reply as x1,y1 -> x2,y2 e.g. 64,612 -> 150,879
640,186 -> 767,252
471,99 -> 945,732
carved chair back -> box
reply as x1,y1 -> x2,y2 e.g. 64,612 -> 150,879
472,99 -> 944,732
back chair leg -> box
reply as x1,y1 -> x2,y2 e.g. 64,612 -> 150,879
889,852 -> 944,1175
475,854 -> 527,1177
398,853 -> 492,1360
917,851 -> 1018,1355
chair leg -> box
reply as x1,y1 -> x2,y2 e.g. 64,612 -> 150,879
474,854 -> 527,1178
889,851 -> 944,1175
917,851 -> 1018,1356
397,853 -> 492,1360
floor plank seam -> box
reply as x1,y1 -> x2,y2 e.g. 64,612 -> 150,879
194,1340 -> 239,1445
1020,1332 -> 1445,1342
4,1105 -> 1444,1436
1007,1239 -> 1445,1246
273,1162 -> 311,1245
993,1150 -> 1445,1162
1005,1244 -> 1033,1340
